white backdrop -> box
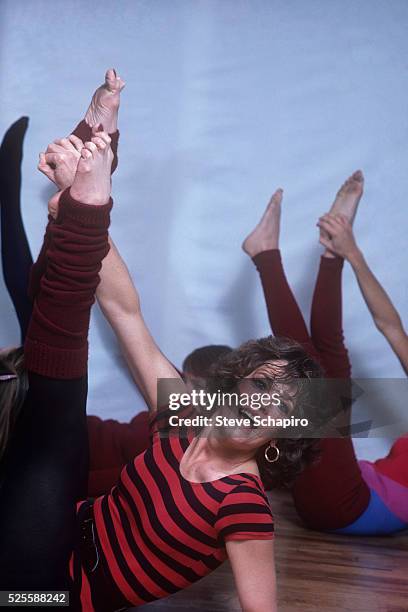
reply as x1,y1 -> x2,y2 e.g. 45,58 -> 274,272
1,0 -> 407,460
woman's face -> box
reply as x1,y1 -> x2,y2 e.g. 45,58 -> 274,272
217,360 -> 298,452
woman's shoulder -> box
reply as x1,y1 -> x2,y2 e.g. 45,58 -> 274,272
220,473 -> 270,504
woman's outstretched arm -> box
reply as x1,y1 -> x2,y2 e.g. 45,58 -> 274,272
318,213 -> 408,375
96,237 -> 184,414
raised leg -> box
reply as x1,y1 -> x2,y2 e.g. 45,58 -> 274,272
310,257 -> 351,378
32,69 -> 125,300
242,190 -> 320,361
292,174 -> 368,532
0,133 -> 113,589
0,118 -> 33,341
320,170 -> 364,258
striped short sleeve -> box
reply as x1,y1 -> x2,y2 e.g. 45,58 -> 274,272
149,405 -> 171,438
149,373 -> 196,439
149,404 -> 195,439
215,482 -> 275,542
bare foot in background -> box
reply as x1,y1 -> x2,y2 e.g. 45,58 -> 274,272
321,170 -> 364,258
242,189 -> 283,258
329,170 -> 364,224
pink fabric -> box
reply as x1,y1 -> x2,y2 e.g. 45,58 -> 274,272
359,459 -> 408,522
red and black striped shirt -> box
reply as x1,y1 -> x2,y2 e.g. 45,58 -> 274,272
73,409 -> 274,609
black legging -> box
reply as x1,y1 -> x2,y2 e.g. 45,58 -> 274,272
0,373 -> 88,595
0,117 -> 33,342
0,155 -> 111,608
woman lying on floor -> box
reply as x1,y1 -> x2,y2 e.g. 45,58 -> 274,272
35,92 -> 407,540
33,137 -> 408,532
242,172 -> 408,535
0,71 -> 328,612
1,72 -> 407,532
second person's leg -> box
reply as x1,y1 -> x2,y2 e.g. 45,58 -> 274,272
292,172 -> 369,532
311,172 -> 364,379
0,117 -> 33,342
242,189 -> 320,361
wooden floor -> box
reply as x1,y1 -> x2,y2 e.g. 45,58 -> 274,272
135,490 -> 408,612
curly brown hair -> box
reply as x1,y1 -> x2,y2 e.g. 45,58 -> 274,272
207,335 -> 326,488
0,346 -> 28,461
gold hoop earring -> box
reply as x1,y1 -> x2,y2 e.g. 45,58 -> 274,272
264,443 -> 279,463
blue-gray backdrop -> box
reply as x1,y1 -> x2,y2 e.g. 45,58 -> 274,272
1,0 -> 407,459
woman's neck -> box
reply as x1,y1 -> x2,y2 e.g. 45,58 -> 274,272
180,431 -> 258,483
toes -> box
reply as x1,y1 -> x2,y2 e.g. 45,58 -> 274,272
268,188 -> 283,206
105,68 -> 118,91
68,134 -> 84,152
105,67 -> 125,91
352,170 -> 364,183
105,68 -> 117,83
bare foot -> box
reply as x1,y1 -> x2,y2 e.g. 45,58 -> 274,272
321,170 -> 364,258
84,68 -> 125,134
329,170 -> 364,225
70,130 -> 113,205
242,189 -> 283,258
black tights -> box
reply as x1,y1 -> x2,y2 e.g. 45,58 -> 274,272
0,117 -> 33,343
0,373 -> 88,600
